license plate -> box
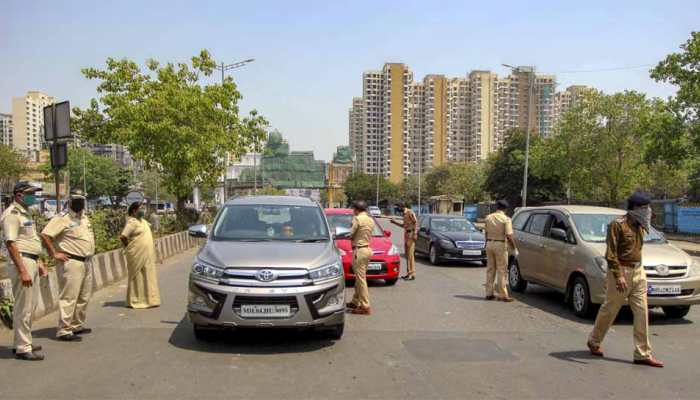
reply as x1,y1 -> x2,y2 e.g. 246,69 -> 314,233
462,250 -> 481,256
240,304 -> 291,318
368,262 -> 383,271
648,285 -> 682,295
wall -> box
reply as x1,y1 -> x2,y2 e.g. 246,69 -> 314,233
677,207 -> 700,234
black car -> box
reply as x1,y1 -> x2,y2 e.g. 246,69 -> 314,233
415,214 -> 486,265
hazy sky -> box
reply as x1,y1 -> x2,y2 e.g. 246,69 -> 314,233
2,0 -> 698,160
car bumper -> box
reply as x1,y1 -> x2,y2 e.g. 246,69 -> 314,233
187,277 -> 345,329
590,274 -> 700,307
439,247 -> 486,262
343,256 -> 401,280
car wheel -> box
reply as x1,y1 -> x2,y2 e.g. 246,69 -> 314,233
429,245 -> 440,265
323,323 -> 344,340
345,279 -> 355,287
193,325 -> 218,342
385,278 -> 398,286
508,259 -> 527,292
662,305 -> 690,319
571,276 -> 595,318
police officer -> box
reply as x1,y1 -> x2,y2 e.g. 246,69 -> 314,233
1,181 -> 46,360
484,199 -> 517,302
391,201 -> 418,280
587,192 -> 664,367
40,189 -> 95,342
346,200 -> 375,315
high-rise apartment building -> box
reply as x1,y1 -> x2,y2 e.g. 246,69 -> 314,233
467,71 -> 497,160
348,97 -> 363,171
553,85 -> 594,127
11,91 -> 55,160
446,77 -> 469,163
0,113 -> 12,146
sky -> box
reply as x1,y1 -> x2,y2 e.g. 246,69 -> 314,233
1,0 -> 698,161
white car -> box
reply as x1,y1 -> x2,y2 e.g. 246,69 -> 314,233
369,206 -> 381,217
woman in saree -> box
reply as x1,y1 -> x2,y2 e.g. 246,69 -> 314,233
120,202 -> 161,309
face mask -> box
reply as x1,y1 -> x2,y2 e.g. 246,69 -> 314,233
70,199 -> 86,213
137,210 -> 145,219
628,207 -> 651,231
22,194 -> 37,207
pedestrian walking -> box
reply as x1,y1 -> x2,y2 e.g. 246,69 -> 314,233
391,201 -> 418,280
120,202 -> 161,309
1,181 -> 46,361
40,189 -> 95,342
346,200 -> 375,315
587,192 -> 664,367
484,199 -> 517,302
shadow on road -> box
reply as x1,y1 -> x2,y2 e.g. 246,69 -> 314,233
168,316 -> 336,354
454,294 -> 490,302
102,301 -> 128,308
549,350 -> 630,365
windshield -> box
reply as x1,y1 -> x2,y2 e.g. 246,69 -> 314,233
571,214 -> 665,243
430,217 -> 478,233
326,213 -> 384,237
212,204 -> 329,241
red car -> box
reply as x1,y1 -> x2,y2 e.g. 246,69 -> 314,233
325,208 -> 401,286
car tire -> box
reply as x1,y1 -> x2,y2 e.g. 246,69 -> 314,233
193,325 -> 218,342
323,323 -> 344,340
345,279 -> 355,287
429,245 -> 440,265
481,259 -> 488,267
571,276 -> 595,318
385,278 -> 398,286
508,259 -> 527,292
662,305 -> 691,319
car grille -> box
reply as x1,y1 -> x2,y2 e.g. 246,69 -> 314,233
644,265 -> 688,279
455,241 -> 485,250
648,289 -> 694,297
220,268 -> 312,287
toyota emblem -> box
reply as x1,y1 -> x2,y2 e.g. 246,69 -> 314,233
256,269 -> 277,282
655,264 -> 670,277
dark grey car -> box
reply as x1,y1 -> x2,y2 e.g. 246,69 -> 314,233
187,196 -> 345,340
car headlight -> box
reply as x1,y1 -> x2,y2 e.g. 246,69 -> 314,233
691,259 -> 700,276
594,257 -> 608,273
387,245 -> 399,256
191,260 -> 224,281
439,239 -> 454,248
309,261 -> 342,282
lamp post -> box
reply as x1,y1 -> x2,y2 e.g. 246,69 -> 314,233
502,63 -> 535,208
214,58 -> 255,203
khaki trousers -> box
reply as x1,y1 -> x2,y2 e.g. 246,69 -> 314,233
485,241 -> 509,298
589,266 -> 652,360
8,257 -> 39,353
57,259 -> 93,337
405,236 -> 416,277
351,247 -> 372,308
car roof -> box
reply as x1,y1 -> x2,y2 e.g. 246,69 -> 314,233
325,208 -> 353,215
420,213 -> 468,218
515,205 -> 626,216
226,196 -> 318,207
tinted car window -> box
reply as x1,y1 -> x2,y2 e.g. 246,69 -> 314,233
571,214 -> 666,243
549,213 -> 573,242
526,214 -> 550,236
429,217 -> 478,233
420,216 -> 430,230
212,204 -> 329,241
513,211 -> 531,231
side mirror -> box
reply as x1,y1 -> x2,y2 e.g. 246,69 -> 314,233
419,227 -> 429,234
384,230 -> 391,238
334,226 -> 351,239
188,224 -> 208,238
550,228 -> 567,242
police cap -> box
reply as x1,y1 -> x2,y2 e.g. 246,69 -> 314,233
496,199 -> 510,210
13,181 -> 41,194
627,191 -> 651,210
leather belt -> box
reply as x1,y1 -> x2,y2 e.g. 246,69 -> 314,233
20,252 -> 39,261
352,245 -> 369,249
487,239 -> 505,242
620,261 -> 641,268
65,253 -> 88,262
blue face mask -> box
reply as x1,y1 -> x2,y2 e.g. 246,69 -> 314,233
22,194 -> 37,207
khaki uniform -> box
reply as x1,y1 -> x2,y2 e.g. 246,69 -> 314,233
350,212 -> 374,308
402,208 -> 418,277
589,216 -> 652,361
42,210 -> 95,337
484,210 -> 513,298
1,202 -> 43,353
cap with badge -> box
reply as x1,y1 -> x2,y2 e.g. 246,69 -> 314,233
13,181 -> 42,194
69,189 -> 87,200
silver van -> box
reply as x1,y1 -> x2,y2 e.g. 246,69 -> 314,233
187,196 -> 345,340
508,205 -> 700,318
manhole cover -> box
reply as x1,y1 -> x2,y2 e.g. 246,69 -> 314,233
403,338 -> 517,362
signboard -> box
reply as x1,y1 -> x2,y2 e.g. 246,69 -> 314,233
126,191 -> 145,206
50,143 -> 68,169
43,101 -> 71,141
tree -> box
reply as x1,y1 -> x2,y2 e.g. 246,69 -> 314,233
0,144 -> 28,195
135,169 -> 175,203
73,50 -> 268,211
343,172 -> 399,206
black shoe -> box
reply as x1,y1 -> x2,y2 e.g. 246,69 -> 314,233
73,328 -> 92,335
401,275 -> 411,280
12,345 -> 42,354
57,334 -> 82,342
15,351 -> 44,361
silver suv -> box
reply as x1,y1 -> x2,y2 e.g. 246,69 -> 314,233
187,196 -> 345,340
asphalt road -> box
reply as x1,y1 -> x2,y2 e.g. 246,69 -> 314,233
2,221 -> 700,400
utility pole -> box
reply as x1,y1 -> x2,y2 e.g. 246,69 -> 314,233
375,137 -> 380,207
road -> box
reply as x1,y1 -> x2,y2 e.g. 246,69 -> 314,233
2,221 -> 700,399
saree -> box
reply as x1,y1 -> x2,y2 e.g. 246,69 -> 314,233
121,217 -> 161,309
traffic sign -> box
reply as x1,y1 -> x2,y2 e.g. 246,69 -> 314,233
126,191 -> 145,205
44,101 -> 72,142
50,143 -> 68,169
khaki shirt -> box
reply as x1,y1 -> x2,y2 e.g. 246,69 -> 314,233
606,216 -> 643,279
350,212 -> 374,248
403,208 -> 417,233
1,202 -> 42,255
484,210 -> 513,241
42,210 -> 95,257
